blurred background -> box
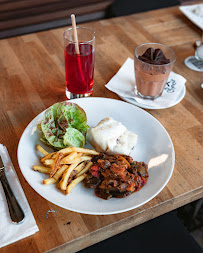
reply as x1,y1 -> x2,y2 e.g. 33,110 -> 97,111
0,0 -> 188,39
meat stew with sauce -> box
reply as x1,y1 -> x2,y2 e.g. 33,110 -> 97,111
83,153 -> 149,200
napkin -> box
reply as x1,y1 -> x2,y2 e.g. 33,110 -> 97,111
105,58 -> 187,108
0,144 -> 39,248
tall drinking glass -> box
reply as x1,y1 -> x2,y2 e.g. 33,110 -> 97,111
64,27 -> 96,99
134,43 -> 176,100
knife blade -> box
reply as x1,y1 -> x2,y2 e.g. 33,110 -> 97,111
0,155 -> 4,169
0,155 -> 25,223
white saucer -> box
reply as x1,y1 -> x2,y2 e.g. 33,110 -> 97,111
119,84 -> 186,110
184,56 -> 203,72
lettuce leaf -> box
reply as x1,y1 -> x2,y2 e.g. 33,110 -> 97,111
41,106 -> 65,149
63,127 -> 85,147
39,102 -> 89,149
57,102 -> 89,135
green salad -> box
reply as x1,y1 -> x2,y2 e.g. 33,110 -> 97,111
38,102 -> 89,149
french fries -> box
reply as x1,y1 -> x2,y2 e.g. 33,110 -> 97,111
76,161 -> 93,177
53,165 -> 68,181
59,147 -> 99,155
66,175 -> 86,195
50,152 -> 64,178
42,155 -> 93,166
60,151 -> 82,164
73,162 -> 86,174
44,159 -> 54,166
36,144 -> 49,156
43,178 -> 57,185
32,165 -> 52,174
40,152 -> 56,163
33,144 -> 99,195
59,162 -> 80,191
43,165 -> 68,185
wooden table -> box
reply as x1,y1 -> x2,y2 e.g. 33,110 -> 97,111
0,5 -> 203,253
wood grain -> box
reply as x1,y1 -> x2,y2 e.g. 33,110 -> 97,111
0,5 -> 203,253
0,0 -> 113,32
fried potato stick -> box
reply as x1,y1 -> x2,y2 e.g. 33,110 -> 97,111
60,155 -> 92,165
43,178 -> 57,185
81,155 -> 92,161
73,155 -> 92,164
32,165 -> 52,174
76,161 -> 93,177
59,162 -> 80,190
44,153 -> 90,167
52,153 -> 58,159
58,147 -> 75,155
72,147 -> 99,155
74,162 -> 86,174
43,159 -> 54,166
43,165 -> 68,185
53,165 -> 68,181
66,174 -> 86,194
66,162 -> 86,181
50,152 -> 64,178
60,152 -> 82,164
59,147 -> 99,155
36,145 -> 49,156
41,152 -> 56,163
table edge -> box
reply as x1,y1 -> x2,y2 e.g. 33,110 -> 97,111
45,187 -> 203,253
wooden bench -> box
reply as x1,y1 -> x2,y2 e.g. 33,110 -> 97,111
0,0 -> 114,39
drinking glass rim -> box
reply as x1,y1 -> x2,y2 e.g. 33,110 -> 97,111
134,42 -> 176,66
63,27 -> 96,44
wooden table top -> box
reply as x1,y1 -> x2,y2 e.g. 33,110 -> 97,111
0,4 -> 203,253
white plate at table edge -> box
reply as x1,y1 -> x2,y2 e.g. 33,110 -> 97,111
17,97 -> 175,215
179,4 -> 203,30
119,84 -> 186,110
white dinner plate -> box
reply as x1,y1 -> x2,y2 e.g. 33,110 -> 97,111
119,84 -> 186,110
17,98 -> 175,215
179,4 -> 203,30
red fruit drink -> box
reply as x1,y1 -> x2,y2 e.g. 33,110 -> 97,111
64,43 -> 95,95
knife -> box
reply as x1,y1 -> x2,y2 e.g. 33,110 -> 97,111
0,155 -> 25,223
